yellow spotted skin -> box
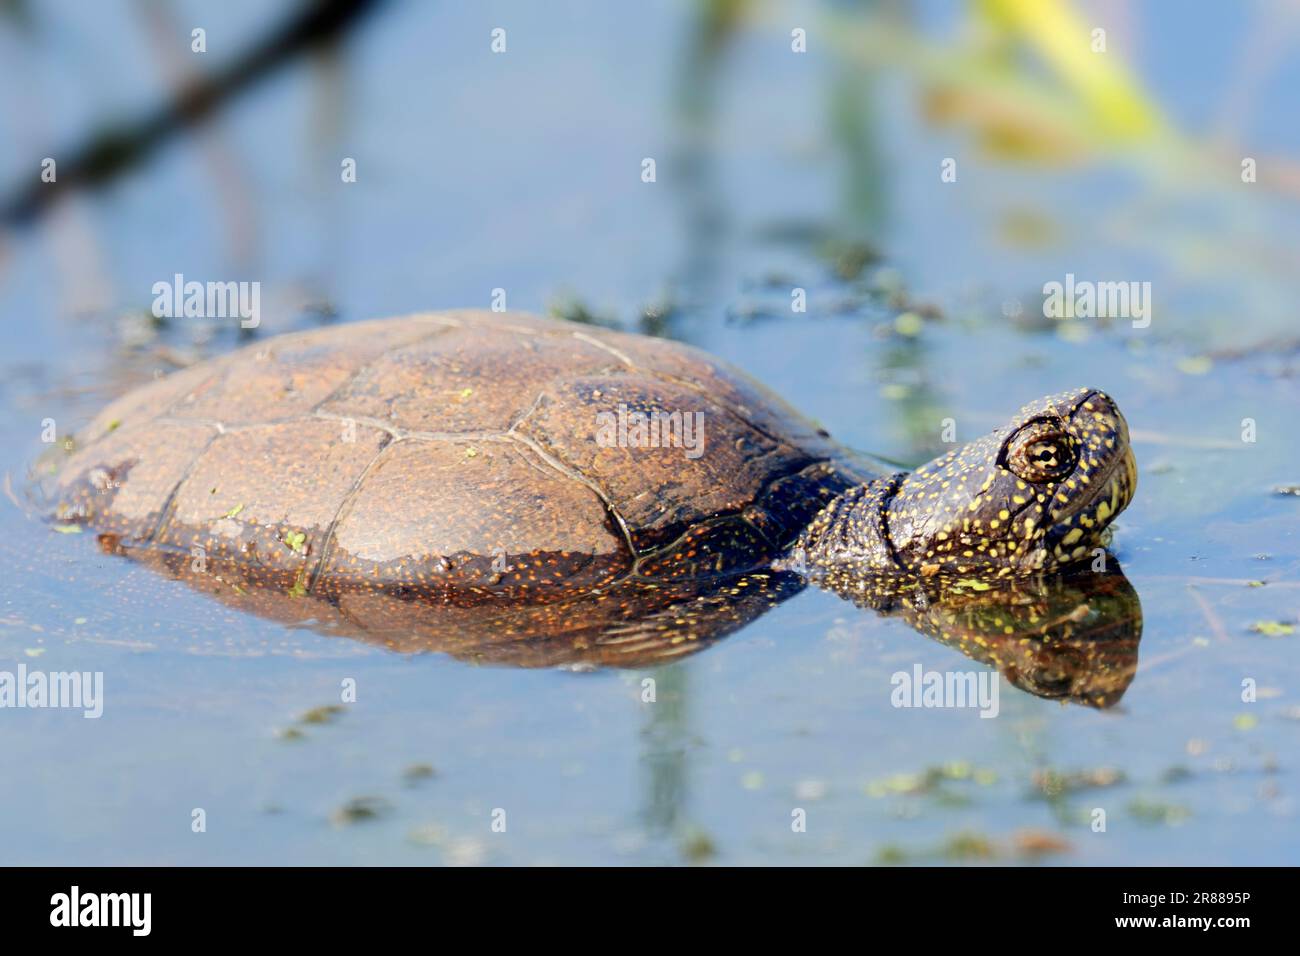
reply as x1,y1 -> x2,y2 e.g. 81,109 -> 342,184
790,388 -> 1136,579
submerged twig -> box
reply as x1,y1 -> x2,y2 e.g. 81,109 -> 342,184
1186,585 -> 1231,644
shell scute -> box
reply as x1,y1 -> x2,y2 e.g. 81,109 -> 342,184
513,372 -> 796,555
317,324 -> 622,434
45,420 -> 218,538
153,419 -> 392,577
323,436 -> 630,592
166,318 -> 447,426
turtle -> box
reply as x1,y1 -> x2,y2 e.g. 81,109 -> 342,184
35,310 -> 1139,684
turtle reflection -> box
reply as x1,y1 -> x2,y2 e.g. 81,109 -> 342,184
811,561 -> 1142,709
108,536 -> 1141,707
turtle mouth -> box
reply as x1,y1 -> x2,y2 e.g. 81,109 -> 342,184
1029,388 -> 1136,567
1043,442 -> 1137,565
1053,441 -> 1135,523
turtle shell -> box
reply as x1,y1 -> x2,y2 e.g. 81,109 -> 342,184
41,311 -> 875,601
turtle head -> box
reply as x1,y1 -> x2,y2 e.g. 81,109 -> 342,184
884,387 -> 1137,575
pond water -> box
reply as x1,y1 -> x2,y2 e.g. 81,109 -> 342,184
0,0 -> 1297,865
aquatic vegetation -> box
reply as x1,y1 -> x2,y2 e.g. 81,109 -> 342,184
402,763 -> 437,785
863,763 -> 998,800
679,828 -> 718,863
1249,620 -> 1294,637
330,796 -> 392,826
1127,798 -> 1191,827
1030,766 -> 1125,799
298,705 -> 345,725
874,827 -> 1071,864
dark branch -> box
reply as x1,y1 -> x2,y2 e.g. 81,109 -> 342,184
0,0 -> 387,228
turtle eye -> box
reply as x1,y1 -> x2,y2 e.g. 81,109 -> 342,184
1005,421 -> 1077,483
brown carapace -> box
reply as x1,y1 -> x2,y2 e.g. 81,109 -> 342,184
36,312 -> 1140,704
